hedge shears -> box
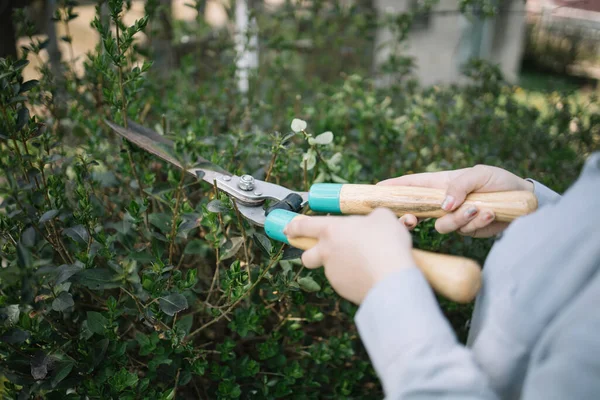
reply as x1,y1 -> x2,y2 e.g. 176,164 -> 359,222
105,119 -> 538,304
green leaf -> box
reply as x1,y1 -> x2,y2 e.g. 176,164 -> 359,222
207,199 -> 228,213
55,263 -> 84,285
159,293 -> 188,316
252,233 -> 272,255
93,338 -> 109,368
280,260 -> 293,276
298,276 -> 321,292
19,79 -> 39,93
17,242 -> 32,269
52,292 -> 74,312
74,268 -> 121,290
51,362 -> 74,387
184,239 -> 205,255
16,107 -> 30,131
9,95 -> 27,104
13,59 -> 29,70
39,209 -> 59,223
0,328 -> 30,343
149,212 -> 171,233
62,225 -> 89,244
31,351 -> 50,380
109,368 -> 139,392
308,131 -> 333,145
86,311 -> 108,335
220,237 -> 244,260
175,314 -> 193,336
0,304 -> 20,326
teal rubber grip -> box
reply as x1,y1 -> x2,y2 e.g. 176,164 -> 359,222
264,209 -> 299,244
308,183 -> 343,213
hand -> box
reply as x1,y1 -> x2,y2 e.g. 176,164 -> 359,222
283,208 -> 415,305
377,165 -> 534,237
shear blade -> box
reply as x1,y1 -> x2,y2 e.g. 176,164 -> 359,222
105,119 -> 231,185
104,119 -> 308,228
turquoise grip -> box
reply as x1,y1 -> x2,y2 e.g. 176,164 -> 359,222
264,209 -> 299,244
308,183 -> 343,213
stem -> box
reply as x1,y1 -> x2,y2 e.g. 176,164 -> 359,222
63,10 -> 76,73
205,247 -> 220,305
11,138 -> 29,183
22,139 -> 41,190
168,170 -> 186,265
264,148 -> 279,183
303,159 -> 308,192
231,200 -> 251,285
186,247 -> 283,341
115,21 -> 127,129
212,179 -> 228,240
113,10 -> 149,227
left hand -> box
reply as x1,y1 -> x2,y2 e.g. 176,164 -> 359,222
283,208 -> 416,304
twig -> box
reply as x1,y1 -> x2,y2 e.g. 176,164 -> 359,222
205,247 -> 220,305
264,148 -> 279,183
168,169 -> 186,265
231,200 -> 251,285
186,247 -> 284,341
212,179 -> 228,240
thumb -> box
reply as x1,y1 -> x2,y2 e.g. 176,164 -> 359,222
442,166 -> 492,212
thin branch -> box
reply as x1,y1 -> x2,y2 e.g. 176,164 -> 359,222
231,200 -> 251,284
186,247 -> 283,341
169,170 -> 186,265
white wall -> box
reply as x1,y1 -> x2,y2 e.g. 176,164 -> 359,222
373,0 -> 527,86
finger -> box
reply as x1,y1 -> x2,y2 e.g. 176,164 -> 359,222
399,214 -> 418,230
376,171 -> 451,188
458,222 -> 509,238
300,245 -> 323,269
442,166 -> 493,212
434,204 -> 480,234
458,210 -> 496,235
284,215 -> 339,239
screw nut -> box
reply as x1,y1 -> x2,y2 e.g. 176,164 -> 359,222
238,174 -> 255,191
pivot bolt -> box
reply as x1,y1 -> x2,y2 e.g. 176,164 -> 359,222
238,174 -> 255,191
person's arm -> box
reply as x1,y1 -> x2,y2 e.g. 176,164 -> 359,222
524,179 -> 561,208
355,267 -> 499,399
519,265 -> 600,400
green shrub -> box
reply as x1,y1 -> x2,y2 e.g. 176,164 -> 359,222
0,1 -> 598,398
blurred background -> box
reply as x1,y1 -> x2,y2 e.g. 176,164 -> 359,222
3,0 -> 600,94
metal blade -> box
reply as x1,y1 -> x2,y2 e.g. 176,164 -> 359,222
104,119 -> 231,184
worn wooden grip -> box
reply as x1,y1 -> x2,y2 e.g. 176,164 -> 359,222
339,184 -> 537,222
287,235 -> 482,304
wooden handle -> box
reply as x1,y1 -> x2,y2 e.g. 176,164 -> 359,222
338,185 -> 537,222
287,234 -> 482,304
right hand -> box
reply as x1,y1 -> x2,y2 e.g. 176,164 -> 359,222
377,165 -> 535,237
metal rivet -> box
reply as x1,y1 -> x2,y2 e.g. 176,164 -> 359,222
253,191 -> 262,196
222,175 -> 231,181
238,174 -> 255,191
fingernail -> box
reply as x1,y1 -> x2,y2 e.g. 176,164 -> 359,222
464,207 -> 478,218
441,195 -> 455,211
483,212 -> 494,221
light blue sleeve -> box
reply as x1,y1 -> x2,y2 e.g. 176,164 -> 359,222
355,268 -> 499,399
525,179 -> 561,208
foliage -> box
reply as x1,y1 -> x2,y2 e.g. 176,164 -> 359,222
0,0 -> 598,398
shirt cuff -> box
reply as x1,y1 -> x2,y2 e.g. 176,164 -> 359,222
355,267 -> 457,383
525,179 -> 561,208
